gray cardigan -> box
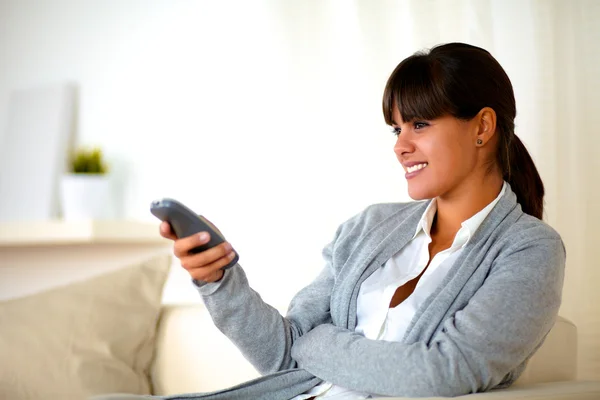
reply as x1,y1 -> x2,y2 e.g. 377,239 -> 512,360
96,184 -> 565,400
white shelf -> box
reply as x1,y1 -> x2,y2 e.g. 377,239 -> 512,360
0,220 -> 169,246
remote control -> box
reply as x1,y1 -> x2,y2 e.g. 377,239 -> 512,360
150,198 -> 238,270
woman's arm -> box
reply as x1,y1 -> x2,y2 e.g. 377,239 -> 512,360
195,219 -> 350,375
291,237 -> 566,397
196,263 -> 333,375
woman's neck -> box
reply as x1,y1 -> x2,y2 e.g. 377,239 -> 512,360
431,174 -> 504,241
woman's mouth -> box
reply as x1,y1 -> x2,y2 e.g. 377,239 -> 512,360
405,162 -> 428,179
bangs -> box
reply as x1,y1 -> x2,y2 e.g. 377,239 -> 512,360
382,53 -> 456,126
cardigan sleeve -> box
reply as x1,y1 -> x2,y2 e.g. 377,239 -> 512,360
290,236 -> 566,397
194,212 -> 360,375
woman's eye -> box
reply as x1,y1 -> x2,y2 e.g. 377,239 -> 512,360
391,127 -> 401,136
414,121 -> 428,130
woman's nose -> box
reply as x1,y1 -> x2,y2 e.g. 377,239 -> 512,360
393,134 -> 415,157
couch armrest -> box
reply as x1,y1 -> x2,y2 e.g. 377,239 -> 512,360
375,381 -> 600,400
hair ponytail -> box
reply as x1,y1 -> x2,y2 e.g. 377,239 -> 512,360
498,132 -> 545,219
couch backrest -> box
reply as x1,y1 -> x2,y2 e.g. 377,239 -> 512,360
150,306 -> 577,395
151,304 -> 261,395
513,315 -> 577,386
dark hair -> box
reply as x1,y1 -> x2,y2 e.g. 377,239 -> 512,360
382,42 -> 544,219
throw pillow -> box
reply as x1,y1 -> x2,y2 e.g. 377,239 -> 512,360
0,252 -> 171,399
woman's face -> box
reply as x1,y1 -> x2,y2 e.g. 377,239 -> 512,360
391,106 -> 481,200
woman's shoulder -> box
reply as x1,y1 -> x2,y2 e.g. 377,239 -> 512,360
506,211 -> 564,245
362,200 -> 427,222
340,200 -> 427,229
487,210 -> 566,266
333,200 -> 427,242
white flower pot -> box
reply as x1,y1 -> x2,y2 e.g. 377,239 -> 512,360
60,174 -> 114,220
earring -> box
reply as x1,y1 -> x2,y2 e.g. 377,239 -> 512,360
477,139 -> 483,145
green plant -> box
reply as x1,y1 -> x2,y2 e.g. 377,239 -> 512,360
69,147 -> 108,174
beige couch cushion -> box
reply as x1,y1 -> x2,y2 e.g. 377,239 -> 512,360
0,253 -> 171,400
151,304 -> 261,395
513,315 -> 578,386
152,308 -> 577,396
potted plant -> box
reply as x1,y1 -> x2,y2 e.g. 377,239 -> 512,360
59,146 -> 114,220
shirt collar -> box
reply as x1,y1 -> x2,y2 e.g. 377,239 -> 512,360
412,197 -> 437,240
412,181 -> 508,248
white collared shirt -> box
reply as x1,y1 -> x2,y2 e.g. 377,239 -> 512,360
293,182 -> 507,399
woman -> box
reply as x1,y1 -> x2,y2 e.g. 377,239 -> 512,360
99,42 -> 565,400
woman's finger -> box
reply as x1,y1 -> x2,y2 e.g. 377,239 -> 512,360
173,231 -> 212,258
186,250 -> 236,282
159,222 -> 178,240
179,241 -> 232,268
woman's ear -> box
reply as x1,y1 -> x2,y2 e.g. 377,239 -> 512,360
475,107 -> 497,147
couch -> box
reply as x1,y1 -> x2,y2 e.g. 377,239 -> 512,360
152,305 -> 600,399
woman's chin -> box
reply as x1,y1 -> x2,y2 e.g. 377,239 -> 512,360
407,184 -> 436,201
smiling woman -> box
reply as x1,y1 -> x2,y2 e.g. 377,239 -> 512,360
94,42 -> 566,400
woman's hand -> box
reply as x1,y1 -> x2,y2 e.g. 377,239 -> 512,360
159,221 -> 236,283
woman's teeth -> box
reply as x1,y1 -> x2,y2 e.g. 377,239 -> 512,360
407,163 -> 428,173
